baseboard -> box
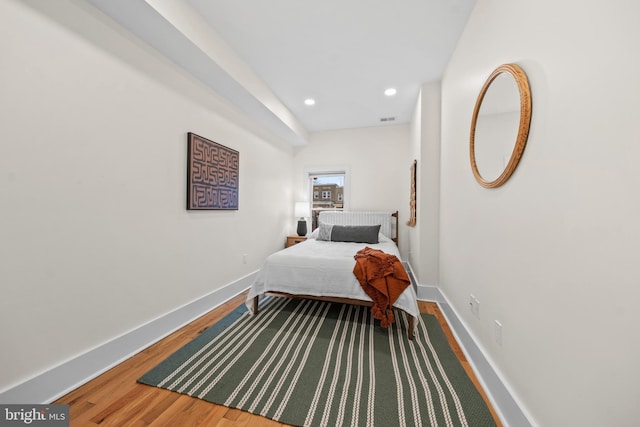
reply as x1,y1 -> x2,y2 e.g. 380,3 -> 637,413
416,283 -> 446,303
416,283 -> 533,427
0,272 -> 258,405
402,261 -> 419,294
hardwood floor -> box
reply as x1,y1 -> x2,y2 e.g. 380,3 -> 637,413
55,292 -> 502,426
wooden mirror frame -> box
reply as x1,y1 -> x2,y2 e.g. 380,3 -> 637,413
469,63 -> 532,188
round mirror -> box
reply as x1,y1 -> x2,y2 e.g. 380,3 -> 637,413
470,64 -> 532,188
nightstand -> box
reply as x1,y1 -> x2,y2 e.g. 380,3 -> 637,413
286,235 -> 307,248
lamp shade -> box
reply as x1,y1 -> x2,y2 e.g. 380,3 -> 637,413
294,201 -> 310,218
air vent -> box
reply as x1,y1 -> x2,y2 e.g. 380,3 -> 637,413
379,116 -> 396,122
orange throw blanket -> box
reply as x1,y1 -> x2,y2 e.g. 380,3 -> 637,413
353,247 -> 410,327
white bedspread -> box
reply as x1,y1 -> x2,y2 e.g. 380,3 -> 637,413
246,238 -> 419,318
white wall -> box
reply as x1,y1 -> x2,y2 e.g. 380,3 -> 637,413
0,0 -> 293,393
440,0 -> 640,425
292,125 -> 411,256
408,92 -> 423,277
408,82 -> 441,286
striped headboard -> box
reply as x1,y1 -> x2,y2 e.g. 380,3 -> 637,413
318,211 -> 398,244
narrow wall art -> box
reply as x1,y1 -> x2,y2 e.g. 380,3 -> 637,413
407,159 -> 417,226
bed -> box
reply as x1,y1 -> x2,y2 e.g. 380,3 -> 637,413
246,211 -> 419,339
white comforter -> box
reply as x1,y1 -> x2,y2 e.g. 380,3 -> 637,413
246,238 -> 419,318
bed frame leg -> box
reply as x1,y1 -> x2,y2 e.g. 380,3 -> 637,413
408,315 -> 415,340
252,295 -> 259,314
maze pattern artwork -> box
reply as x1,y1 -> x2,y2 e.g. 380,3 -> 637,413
187,133 -> 239,210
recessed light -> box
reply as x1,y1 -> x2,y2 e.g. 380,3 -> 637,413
384,88 -> 397,97
304,98 -> 316,106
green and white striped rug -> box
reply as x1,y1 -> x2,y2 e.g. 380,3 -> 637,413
138,297 -> 497,427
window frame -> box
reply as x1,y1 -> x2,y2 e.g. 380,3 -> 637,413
304,168 -> 350,230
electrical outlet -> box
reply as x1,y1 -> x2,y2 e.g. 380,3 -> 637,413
494,320 -> 503,346
469,294 -> 480,318
242,254 -> 248,264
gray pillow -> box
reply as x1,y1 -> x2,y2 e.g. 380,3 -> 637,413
330,224 -> 380,244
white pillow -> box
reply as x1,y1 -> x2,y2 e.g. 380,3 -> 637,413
308,228 -> 320,239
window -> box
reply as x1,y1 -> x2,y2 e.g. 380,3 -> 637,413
308,171 -> 346,229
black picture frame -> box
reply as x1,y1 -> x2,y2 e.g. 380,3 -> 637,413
187,132 -> 239,210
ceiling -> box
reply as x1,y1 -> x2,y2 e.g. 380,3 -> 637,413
88,0 -> 476,145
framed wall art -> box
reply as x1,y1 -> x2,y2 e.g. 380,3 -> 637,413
187,132 -> 239,210
407,159 -> 417,227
